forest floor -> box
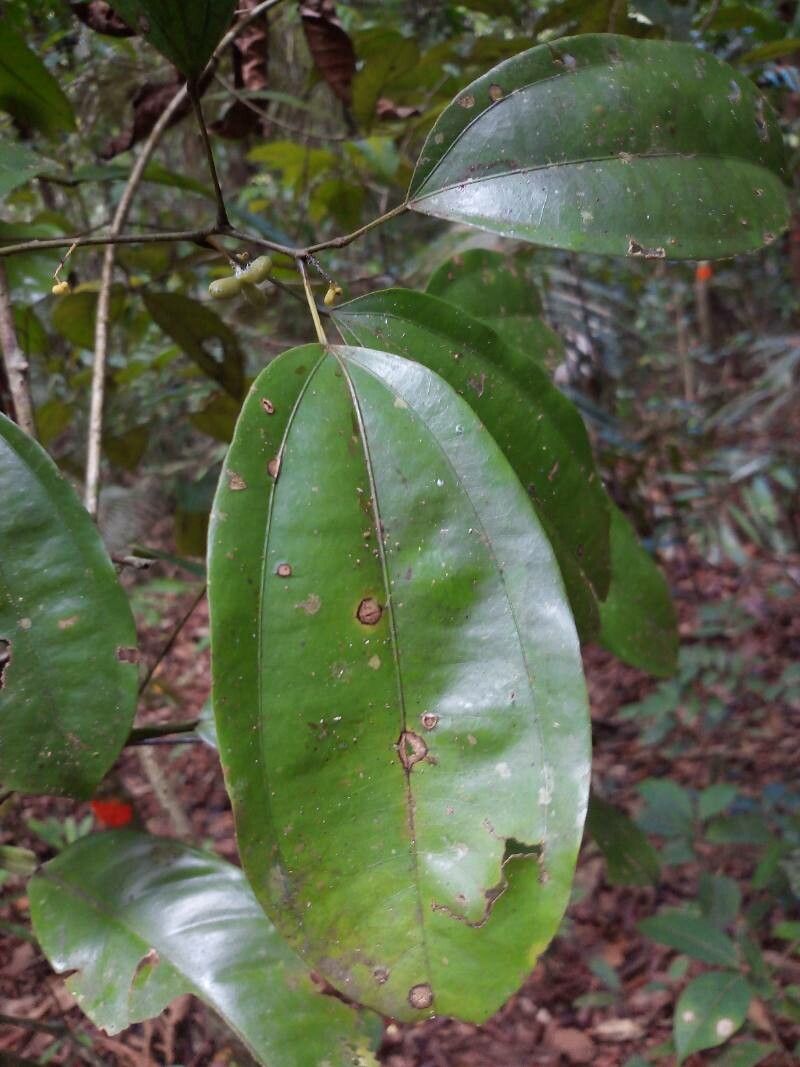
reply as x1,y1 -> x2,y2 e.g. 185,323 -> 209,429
1,545 -> 799,1067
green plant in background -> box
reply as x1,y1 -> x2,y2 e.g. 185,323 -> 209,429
0,0 -> 796,1063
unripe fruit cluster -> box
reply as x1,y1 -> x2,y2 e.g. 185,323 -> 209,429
208,255 -> 272,299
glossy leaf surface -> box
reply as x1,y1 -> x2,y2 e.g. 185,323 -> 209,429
674,971 -> 750,1063
0,25 -> 75,135
0,414 -> 137,797
332,289 -> 609,635
109,0 -> 236,78
408,34 -> 789,259
426,249 -> 562,362
209,343 -> 590,1022
29,831 -> 380,1066
599,505 -> 678,677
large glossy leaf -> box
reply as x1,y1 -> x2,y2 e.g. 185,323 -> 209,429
408,34 -> 789,259
426,249 -> 564,363
142,291 -> 244,398
332,288 -> 609,636
109,0 -> 236,79
0,25 -> 75,135
674,971 -> 750,1063
598,505 -> 678,677
0,414 -> 138,797
29,830 -> 380,1066
209,343 -> 590,1022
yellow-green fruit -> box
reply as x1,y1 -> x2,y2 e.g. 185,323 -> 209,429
209,275 -> 243,299
323,283 -> 343,307
241,255 -> 272,285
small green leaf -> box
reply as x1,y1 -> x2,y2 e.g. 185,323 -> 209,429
637,778 -> 694,839
426,249 -> 564,362
142,291 -> 244,398
108,0 -> 236,79
0,26 -> 75,135
351,29 -> 419,127
0,141 -> 50,202
409,34 -> 789,259
699,784 -> 738,821
587,794 -> 660,886
706,813 -> 768,845
640,909 -> 739,967
711,1040 -> 776,1067
332,288 -> 610,636
0,414 -> 138,797
599,505 -> 678,677
698,873 -> 741,929
209,344 -> 590,1022
674,971 -> 750,1063
29,831 -> 380,1066
51,287 -> 126,350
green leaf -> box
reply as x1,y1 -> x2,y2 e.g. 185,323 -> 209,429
639,909 -> 739,967
352,29 -> 420,128
408,34 -> 789,259
426,248 -> 564,362
332,288 -> 610,637
142,291 -> 244,398
189,391 -> 240,442
637,778 -> 694,838
0,414 -> 138,797
586,794 -> 660,886
51,287 -> 126,350
711,1041 -> 775,1067
0,141 -> 50,201
208,344 -> 590,1023
29,830 -> 380,1066
699,784 -> 738,821
599,505 -> 678,677
0,26 -> 75,135
674,971 -> 750,1063
698,873 -> 741,929
108,0 -> 236,79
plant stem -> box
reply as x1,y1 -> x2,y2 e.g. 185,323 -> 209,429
127,718 -> 200,743
0,262 -> 36,437
297,258 -> 328,344
304,202 -> 408,254
139,585 -> 207,696
189,82 -> 229,229
84,88 -> 190,518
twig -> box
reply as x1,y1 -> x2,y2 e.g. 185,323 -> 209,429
0,228 -> 219,258
189,82 -> 229,228
0,263 -> 35,436
84,87 -> 190,517
137,745 -> 193,837
127,718 -> 200,743
698,0 -> 722,32
139,585 -> 207,696
297,258 -> 328,344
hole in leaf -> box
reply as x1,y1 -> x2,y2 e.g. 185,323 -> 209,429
0,640 -> 11,689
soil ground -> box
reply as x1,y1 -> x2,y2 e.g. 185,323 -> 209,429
1,546 -> 799,1066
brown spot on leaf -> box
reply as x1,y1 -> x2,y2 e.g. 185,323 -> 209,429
408,983 -> 433,1009
268,456 -> 281,478
260,397 -> 275,415
488,84 -> 504,101
227,471 -> 247,491
458,94 -> 475,109
57,615 -> 79,630
467,372 -> 486,398
116,646 -> 140,664
420,712 -> 439,731
397,730 -> 428,770
627,239 -> 665,259
754,97 -> 769,142
132,947 -> 159,985
356,597 -> 382,625
296,593 -> 321,615
373,966 -> 390,984
276,563 -> 293,578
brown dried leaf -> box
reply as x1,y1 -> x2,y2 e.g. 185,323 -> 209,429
212,0 -> 270,139
69,1 -> 135,37
300,0 -> 356,105
375,97 -> 422,121
100,69 -> 212,159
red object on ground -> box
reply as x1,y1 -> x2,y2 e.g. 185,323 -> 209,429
695,262 -> 713,282
90,798 -> 134,828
